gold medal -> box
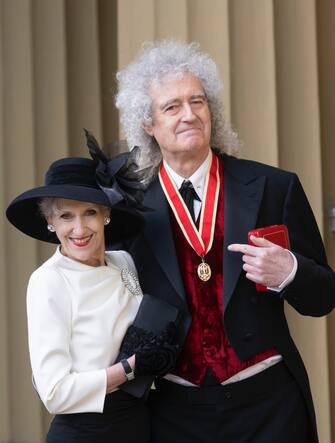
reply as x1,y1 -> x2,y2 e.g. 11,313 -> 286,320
197,261 -> 211,281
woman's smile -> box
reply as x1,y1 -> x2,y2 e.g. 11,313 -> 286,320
69,234 -> 93,247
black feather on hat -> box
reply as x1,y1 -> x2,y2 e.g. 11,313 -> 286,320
84,129 -> 151,210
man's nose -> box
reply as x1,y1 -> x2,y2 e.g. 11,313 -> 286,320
181,103 -> 196,121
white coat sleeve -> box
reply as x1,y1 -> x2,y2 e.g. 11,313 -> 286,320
27,267 -> 107,414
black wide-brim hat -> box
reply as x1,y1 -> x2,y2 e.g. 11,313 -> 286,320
6,157 -> 144,245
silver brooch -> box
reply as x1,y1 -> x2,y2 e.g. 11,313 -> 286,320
121,268 -> 142,297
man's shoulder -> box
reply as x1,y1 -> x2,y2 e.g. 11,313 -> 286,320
221,153 -> 296,182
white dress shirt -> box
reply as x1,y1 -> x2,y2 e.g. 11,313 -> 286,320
162,151 -> 300,386
27,247 -> 142,414
164,152 -> 210,221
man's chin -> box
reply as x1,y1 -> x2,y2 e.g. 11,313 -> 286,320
180,143 -> 210,154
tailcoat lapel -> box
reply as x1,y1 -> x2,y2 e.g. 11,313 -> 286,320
223,155 -> 266,309
142,178 -> 186,302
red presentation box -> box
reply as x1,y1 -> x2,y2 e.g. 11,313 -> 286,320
248,224 -> 290,292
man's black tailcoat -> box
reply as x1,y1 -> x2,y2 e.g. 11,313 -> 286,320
126,154 -> 335,439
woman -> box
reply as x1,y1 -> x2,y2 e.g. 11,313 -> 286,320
6,154 -> 174,443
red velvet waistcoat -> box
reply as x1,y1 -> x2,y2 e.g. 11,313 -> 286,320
170,159 -> 277,385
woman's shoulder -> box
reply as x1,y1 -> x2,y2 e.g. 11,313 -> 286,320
105,250 -> 136,273
28,249 -> 68,291
27,257 -> 72,318
27,254 -> 73,316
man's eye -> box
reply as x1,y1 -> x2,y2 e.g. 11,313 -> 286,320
165,104 -> 178,112
191,99 -> 203,105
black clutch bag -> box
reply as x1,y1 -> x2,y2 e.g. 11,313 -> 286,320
116,293 -> 181,398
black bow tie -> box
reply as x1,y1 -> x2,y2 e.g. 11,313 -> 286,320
179,180 -> 201,222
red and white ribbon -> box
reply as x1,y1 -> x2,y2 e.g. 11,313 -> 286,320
159,151 -> 220,259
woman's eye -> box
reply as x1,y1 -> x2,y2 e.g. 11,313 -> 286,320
86,209 -> 97,216
60,213 -> 72,220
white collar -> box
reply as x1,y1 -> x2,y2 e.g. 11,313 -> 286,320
163,150 -> 212,201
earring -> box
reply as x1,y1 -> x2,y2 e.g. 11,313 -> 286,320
47,224 -> 55,232
104,217 -> 111,226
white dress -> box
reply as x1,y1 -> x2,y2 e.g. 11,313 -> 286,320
26,247 -> 142,415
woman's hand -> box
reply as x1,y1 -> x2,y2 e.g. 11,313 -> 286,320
134,325 -> 179,377
106,354 -> 135,394
118,322 -> 179,377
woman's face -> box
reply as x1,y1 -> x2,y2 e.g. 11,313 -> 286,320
48,199 -> 108,267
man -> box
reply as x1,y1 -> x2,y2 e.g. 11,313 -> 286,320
115,40 -> 335,442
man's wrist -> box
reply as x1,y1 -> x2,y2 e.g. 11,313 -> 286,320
268,251 -> 297,292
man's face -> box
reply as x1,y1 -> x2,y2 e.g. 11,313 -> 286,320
144,73 -> 212,163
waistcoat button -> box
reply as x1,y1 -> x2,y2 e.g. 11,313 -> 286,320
244,332 -> 253,342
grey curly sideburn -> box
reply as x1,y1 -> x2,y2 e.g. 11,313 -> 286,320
115,40 -> 240,182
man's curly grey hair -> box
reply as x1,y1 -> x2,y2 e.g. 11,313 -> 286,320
115,40 -> 240,182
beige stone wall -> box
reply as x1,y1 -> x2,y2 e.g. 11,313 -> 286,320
0,1 -> 334,441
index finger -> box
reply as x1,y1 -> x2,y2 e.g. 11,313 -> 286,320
227,243 -> 259,256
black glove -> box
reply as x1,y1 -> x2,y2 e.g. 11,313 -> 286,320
118,322 -> 179,377
135,324 -> 179,377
